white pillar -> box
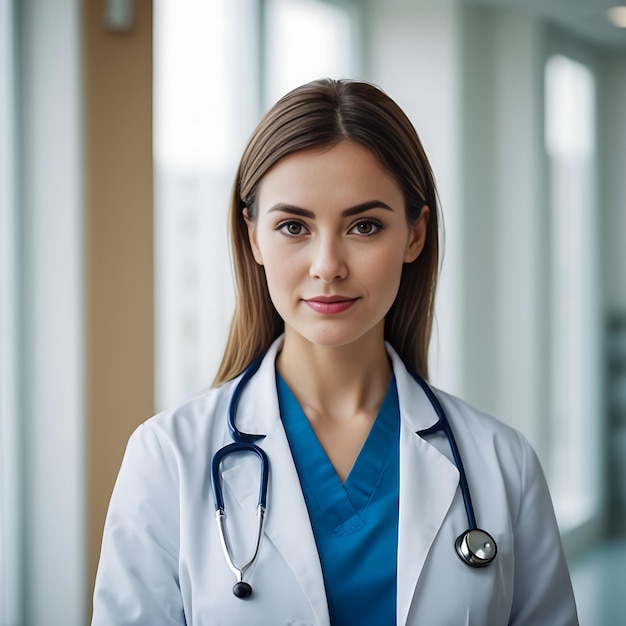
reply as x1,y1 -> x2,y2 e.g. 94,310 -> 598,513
18,0 -> 86,623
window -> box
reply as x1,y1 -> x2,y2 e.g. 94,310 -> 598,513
153,0 -> 259,410
154,0 -> 357,410
545,54 -> 601,530
264,0 -> 355,107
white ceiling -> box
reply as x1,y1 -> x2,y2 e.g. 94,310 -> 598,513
460,0 -> 626,50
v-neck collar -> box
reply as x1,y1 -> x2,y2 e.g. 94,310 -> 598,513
276,372 -> 399,531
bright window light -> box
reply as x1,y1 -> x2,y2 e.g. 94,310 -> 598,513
153,0 -> 259,410
265,0 -> 355,107
545,55 -> 600,531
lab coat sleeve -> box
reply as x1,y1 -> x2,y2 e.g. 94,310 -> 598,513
509,433 -> 579,625
92,422 -> 186,626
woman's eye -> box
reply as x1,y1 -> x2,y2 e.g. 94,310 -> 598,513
350,220 -> 382,236
277,221 -> 307,236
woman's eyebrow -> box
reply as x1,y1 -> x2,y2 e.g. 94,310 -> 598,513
268,204 -> 315,218
342,200 -> 394,216
268,200 -> 395,218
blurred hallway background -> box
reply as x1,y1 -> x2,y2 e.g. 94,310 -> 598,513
1,0 -> 626,623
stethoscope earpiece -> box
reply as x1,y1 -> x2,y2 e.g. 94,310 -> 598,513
455,528 -> 497,568
233,581 -> 253,598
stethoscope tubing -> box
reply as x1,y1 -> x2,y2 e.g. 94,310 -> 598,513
211,357 -> 498,598
411,373 -> 478,530
211,442 -> 269,511
211,438 -> 269,599
227,354 -> 265,444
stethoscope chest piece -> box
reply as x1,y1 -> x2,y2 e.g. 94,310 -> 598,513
455,528 -> 497,567
233,581 -> 253,598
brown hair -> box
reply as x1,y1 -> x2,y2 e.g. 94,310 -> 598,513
213,78 -> 439,385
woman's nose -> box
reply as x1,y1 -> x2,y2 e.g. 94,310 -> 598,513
309,236 -> 348,282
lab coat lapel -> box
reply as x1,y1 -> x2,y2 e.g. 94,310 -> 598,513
389,348 -> 460,626
220,338 -> 331,626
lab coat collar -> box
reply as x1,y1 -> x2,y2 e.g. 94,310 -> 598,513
222,337 -> 459,626
387,346 -> 460,624
229,336 -> 442,435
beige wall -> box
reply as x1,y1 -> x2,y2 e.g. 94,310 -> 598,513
83,0 -> 154,605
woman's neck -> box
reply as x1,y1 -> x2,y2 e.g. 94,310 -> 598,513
276,329 -> 392,423
276,328 -> 393,482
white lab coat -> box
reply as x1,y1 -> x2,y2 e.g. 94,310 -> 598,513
92,338 -> 578,625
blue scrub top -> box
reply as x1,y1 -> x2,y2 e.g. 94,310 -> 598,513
276,373 -> 400,626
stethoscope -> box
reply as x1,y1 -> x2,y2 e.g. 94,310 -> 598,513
211,356 -> 497,599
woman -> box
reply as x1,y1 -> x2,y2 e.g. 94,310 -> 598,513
92,79 -> 578,625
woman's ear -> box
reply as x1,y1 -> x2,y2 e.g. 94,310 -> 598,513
243,208 -> 264,265
404,205 -> 430,263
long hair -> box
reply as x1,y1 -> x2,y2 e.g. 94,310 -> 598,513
213,78 -> 439,385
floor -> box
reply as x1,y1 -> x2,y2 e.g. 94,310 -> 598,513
569,537 -> 626,625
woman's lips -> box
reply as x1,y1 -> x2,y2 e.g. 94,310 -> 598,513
303,297 -> 358,314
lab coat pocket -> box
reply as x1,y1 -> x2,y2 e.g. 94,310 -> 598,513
481,531 -> 515,623
407,530 -> 515,625
462,530 -> 514,625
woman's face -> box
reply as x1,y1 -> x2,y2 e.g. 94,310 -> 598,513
245,140 -> 428,350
